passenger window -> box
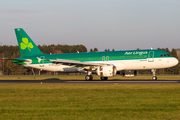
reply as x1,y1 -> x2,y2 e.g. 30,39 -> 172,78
164,54 -> 167,57
160,54 -> 163,57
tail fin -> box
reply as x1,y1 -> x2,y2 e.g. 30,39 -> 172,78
15,28 -> 45,57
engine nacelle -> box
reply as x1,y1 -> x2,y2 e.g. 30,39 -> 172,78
121,70 -> 137,77
97,65 -> 117,77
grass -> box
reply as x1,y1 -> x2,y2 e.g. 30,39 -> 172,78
0,75 -> 180,80
0,84 -> 180,120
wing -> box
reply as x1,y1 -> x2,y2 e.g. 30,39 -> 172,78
46,59 -> 108,67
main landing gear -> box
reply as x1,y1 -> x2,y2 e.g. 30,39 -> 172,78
85,75 -> 93,81
85,71 -> 93,80
151,69 -> 157,80
85,75 -> 108,81
85,70 -> 109,80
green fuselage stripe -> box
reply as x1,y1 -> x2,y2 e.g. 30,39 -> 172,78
13,49 -> 172,65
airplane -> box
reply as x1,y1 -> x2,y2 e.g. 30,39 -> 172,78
11,28 -> 178,80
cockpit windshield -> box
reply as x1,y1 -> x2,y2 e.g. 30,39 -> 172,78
160,54 -> 171,57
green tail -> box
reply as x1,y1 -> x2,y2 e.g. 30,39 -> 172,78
15,28 -> 45,57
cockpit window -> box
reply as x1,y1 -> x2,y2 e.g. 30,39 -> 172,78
160,54 -> 171,57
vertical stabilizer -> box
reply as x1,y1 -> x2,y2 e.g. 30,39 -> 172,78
15,28 -> 45,57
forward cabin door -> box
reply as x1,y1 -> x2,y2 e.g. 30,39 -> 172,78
148,51 -> 154,62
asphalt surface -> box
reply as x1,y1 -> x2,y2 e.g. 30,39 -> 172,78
0,80 -> 180,84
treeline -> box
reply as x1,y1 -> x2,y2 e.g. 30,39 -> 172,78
0,44 -> 87,75
0,45 -> 179,75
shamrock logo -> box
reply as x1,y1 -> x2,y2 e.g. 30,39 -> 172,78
20,38 -> 34,51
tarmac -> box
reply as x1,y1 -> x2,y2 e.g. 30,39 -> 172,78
0,79 -> 180,84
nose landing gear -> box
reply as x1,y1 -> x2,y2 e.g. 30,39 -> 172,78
151,69 -> 157,80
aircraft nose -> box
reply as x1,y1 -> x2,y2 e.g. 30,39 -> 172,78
172,58 -> 179,66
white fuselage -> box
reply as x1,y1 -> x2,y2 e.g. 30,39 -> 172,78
24,57 -> 178,72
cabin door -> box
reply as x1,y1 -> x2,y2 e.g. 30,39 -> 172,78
148,51 -> 154,62
39,56 -> 45,67
102,56 -> 109,62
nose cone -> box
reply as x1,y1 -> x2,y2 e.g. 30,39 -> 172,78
172,58 -> 179,66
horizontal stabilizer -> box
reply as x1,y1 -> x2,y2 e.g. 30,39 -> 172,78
2,58 -> 31,62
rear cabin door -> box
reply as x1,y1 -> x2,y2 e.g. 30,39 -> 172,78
39,56 -> 45,67
148,51 -> 154,62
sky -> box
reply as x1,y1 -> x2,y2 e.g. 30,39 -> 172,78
0,0 -> 180,51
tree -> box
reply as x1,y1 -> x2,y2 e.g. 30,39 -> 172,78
90,48 -> 93,52
94,48 -> 98,52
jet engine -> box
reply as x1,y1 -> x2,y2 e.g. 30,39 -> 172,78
97,65 -> 117,77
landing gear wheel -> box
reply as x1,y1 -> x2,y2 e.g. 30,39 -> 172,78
152,76 -> 157,80
100,77 -> 108,80
151,69 -> 157,80
85,75 -> 93,81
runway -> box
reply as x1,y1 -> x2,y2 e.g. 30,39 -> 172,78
0,80 -> 180,84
